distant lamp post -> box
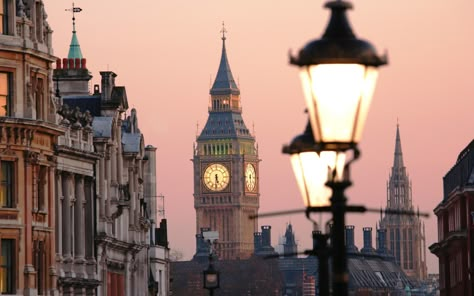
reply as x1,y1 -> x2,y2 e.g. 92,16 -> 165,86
287,1 -> 387,295
203,253 -> 220,296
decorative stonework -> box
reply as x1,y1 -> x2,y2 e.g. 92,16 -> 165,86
57,104 -> 93,129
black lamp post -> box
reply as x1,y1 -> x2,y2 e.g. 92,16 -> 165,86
287,1 -> 387,295
203,252 -> 219,296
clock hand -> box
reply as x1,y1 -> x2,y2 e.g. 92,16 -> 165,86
215,173 -> 219,184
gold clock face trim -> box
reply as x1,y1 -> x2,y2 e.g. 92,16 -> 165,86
204,163 -> 230,191
245,163 -> 256,191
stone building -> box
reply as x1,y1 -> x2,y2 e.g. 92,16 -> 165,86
379,125 -> 428,281
430,139 -> 474,296
193,29 -> 259,260
0,0 -> 62,295
53,11 -> 163,296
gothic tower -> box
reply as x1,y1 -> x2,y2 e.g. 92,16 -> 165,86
379,125 -> 428,280
193,29 -> 259,260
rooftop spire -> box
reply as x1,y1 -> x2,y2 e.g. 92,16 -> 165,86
66,2 -> 83,59
393,123 -> 404,169
210,23 -> 240,96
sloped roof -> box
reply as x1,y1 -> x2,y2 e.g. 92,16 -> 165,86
210,36 -> 240,96
63,95 -> 101,117
68,31 -> 83,59
443,139 -> 474,200
92,117 -> 113,138
198,112 -> 253,141
122,133 -> 141,153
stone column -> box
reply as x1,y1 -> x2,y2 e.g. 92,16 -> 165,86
98,148 -> 105,218
23,152 -> 37,290
128,165 -> 135,227
117,121 -> 123,184
74,175 -> 85,262
84,177 -> 94,260
111,145 -> 117,185
55,170 -> 63,259
62,172 -> 72,261
47,165 -> 58,295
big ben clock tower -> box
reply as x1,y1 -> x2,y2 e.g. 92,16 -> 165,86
193,27 -> 259,260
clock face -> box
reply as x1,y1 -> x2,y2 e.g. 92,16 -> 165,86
245,163 -> 256,191
204,164 -> 230,191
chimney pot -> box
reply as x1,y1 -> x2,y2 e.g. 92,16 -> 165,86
68,59 -> 74,69
75,58 -> 81,69
56,59 -> 62,69
81,58 -> 87,69
63,58 -> 68,69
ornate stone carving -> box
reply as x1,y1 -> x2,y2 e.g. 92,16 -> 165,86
57,103 -> 94,128
16,0 -> 26,17
24,150 -> 39,164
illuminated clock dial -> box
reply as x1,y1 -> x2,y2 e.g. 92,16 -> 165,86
204,163 -> 230,191
245,163 -> 256,191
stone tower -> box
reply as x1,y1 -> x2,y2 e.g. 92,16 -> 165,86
379,125 -> 428,280
193,29 -> 259,260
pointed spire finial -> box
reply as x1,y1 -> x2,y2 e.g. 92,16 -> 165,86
66,2 -> 84,59
221,21 -> 227,41
393,122 -> 404,169
66,2 -> 82,33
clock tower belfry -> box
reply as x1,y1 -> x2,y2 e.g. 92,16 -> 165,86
193,28 -> 260,260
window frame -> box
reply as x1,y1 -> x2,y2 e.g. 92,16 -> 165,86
0,160 -> 15,208
0,238 -> 15,294
0,71 -> 13,117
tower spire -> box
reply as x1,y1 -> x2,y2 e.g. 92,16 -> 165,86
210,23 -> 239,96
393,123 -> 404,169
66,2 -> 83,59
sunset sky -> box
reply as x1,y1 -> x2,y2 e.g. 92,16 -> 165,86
43,0 -> 474,273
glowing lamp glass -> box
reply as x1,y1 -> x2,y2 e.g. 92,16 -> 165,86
290,151 -> 346,207
299,64 -> 379,144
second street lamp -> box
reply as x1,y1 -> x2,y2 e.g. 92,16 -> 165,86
287,1 -> 387,295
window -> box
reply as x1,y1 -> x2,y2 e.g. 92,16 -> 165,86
0,0 -> 8,35
0,239 -> 14,294
0,72 -> 12,116
36,166 -> 47,211
0,161 -> 14,208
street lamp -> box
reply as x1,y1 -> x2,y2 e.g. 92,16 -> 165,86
287,1 -> 387,295
203,253 -> 220,296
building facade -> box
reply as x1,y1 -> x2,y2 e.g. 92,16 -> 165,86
0,1 -> 63,295
53,13 -> 164,295
379,125 -> 428,281
193,30 -> 259,260
430,140 -> 474,296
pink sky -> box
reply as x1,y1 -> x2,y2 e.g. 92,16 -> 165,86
44,0 -> 474,273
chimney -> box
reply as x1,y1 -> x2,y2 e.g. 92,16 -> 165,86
100,71 -> 117,101
75,58 -> 81,69
377,228 -> 387,254
56,58 -> 62,69
81,58 -> 87,69
253,232 -> 262,254
361,227 -> 375,254
261,225 -> 272,247
68,58 -> 74,69
345,225 -> 358,253
63,58 -> 68,69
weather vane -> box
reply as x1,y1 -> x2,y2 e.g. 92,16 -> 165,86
220,21 -> 227,40
65,2 -> 82,33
